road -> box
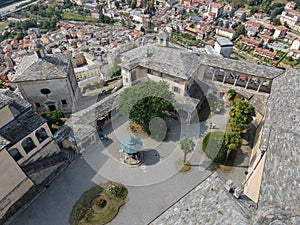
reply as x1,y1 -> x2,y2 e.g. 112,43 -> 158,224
0,0 -> 38,17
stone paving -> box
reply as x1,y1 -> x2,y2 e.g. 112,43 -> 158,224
7,113 -> 228,225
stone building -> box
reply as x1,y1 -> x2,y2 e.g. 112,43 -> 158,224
120,32 -> 205,123
12,40 -> 79,116
0,89 -> 60,222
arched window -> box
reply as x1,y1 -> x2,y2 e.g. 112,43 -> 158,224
21,137 -> 36,153
9,148 -> 23,162
35,127 -> 48,143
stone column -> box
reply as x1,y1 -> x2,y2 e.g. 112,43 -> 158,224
223,71 -> 230,83
233,75 -> 238,86
257,79 -> 263,92
245,76 -> 251,89
212,68 -> 220,81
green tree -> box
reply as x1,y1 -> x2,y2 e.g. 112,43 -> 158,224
233,24 -> 246,40
218,19 -> 224,27
202,131 -> 227,162
225,132 -> 243,151
229,99 -> 256,132
179,137 -> 195,164
250,7 -> 258,16
109,58 -> 121,78
224,21 -> 230,29
115,1 -> 120,9
241,12 -> 247,22
227,89 -> 237,101
131,0 -> 137,9
119,81 -> 174,132
41,110 -> 65,132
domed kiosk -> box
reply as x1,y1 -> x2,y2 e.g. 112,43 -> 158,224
119,135 -> 143,166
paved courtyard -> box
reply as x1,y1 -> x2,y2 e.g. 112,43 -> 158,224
7,113 -> 228,225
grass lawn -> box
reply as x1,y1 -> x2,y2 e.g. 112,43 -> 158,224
62,13 -> 98,23
0,22 -> 9,31
70,183 -> 127,225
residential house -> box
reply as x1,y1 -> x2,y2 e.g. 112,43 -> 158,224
216,26 -> 235,40
241,37 -> 261,48
285,1 -> 297,10
273,26 -> 288,38
244,20 -> 262,37
261,34 -> 272,44
207,2 -> 223,18
254,47 -> 276,60
284,33 -> 296,43
263,24 -> 275,36
280,9 -> 300,28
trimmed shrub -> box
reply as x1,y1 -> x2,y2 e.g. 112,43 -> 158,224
202,131 -> 227,162
108,183 -> 127,198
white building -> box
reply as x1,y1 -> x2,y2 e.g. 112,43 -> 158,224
214,37 -> 233,58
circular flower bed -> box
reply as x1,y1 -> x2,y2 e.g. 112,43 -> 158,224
70,183 -> 127,225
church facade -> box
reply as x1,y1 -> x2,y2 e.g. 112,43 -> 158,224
12,40 -> 79,116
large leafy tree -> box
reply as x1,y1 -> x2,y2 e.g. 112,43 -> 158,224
229,99 -> 256,132
179,137 -> 195,165
225,132 -> 243,151
119,81 -> 174,132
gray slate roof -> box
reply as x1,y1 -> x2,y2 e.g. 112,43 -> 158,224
216,37 -> 233,46
152,173 -> 254,225
121,44 -> 201,80
0,90 -> 46,149
255,68 -> 300,223
121,44 -> 285,80
196,52 -> 285,79
12,53 -> 72,82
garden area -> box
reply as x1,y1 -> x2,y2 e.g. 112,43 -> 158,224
70,183 -> 127,225
202,89 -> 255,167
170,31 -> 201,48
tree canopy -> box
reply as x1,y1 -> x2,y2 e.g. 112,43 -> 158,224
119,81 -> 174,132
229,99 -> 256,132
41,110 -> 65,133
225,132 -> 243,151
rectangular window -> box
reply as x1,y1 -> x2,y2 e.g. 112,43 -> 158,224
173,86 -> 180,93
174,77 -> 180,83
61,99 -> 67,106
160,72 -> 165,78
35,102 -> 41,107
146,68 -> 153,74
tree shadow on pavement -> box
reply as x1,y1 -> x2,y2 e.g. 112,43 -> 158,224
142,149 -> 160,166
